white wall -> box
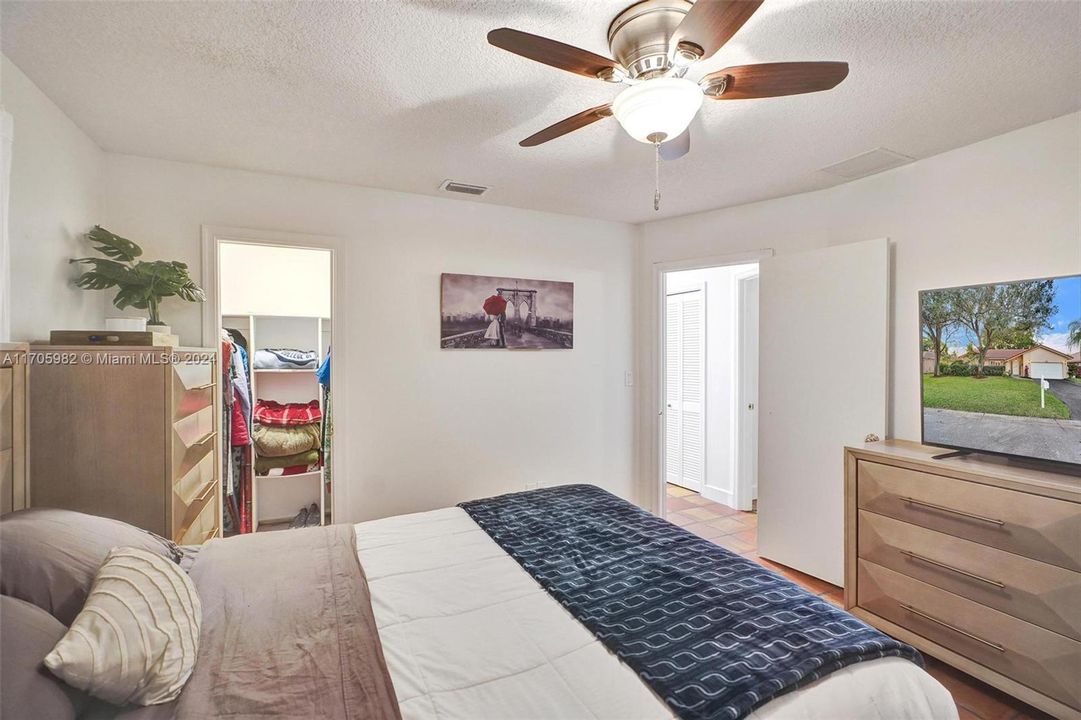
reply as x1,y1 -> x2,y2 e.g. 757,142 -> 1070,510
637,112 -> 1081,509
219,243 -> 331,318
102,153 -> 638,522
667,264 -> 758,506
1,56 -> 104,341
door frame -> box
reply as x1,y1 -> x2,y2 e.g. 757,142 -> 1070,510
199,225 -> 351,524
651,249 -> 774,518
733,271 -> 759,511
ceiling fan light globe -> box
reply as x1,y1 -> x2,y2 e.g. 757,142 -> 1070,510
611,77 -> 703,144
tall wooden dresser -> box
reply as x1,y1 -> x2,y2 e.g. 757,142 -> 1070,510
0,343 -> 29,514
845,440 -> 1081,719
29,346 -> 221,545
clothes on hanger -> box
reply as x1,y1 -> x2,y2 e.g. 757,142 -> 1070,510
318,350 -> 332,499
221,328 -> 254,534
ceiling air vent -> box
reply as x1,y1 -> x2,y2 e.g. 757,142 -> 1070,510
819,147 -> 915,180
439,180 -> 490,196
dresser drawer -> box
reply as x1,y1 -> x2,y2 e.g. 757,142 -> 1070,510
177,487 -> 218,546
858,560 -> 1081,711
857,460 -> 1081,571
174,450 -> 216,509
858,510 -> 1081,640
0,448 -> 11,515
0,366 -> 11,449
171,404 -> 216,481
170,361 -> 215,422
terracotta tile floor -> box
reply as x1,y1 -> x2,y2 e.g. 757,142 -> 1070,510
664,484 -> 1053,720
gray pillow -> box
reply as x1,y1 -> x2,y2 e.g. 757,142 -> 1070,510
0,508 -> 181,625
0,595 -> 87,720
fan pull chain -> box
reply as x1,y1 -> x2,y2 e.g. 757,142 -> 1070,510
654,139 -> 661,212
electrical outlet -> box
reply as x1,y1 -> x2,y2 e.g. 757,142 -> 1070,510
525,481 -> 541,490
624,370 -> 634,387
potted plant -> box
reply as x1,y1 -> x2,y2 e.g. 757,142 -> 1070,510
71,226 -> 205,333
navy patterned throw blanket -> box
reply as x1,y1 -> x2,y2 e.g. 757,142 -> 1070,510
459,484 -> 921,720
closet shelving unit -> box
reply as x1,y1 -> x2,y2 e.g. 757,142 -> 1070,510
224,313 -> 331,532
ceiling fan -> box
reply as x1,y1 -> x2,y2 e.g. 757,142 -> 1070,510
487,0 -> 849,208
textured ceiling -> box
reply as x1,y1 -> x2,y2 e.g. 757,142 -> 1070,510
2,0 -> 1079,224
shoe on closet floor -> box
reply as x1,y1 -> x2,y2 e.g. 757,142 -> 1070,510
290,506 -> 309,528
304,503 -> 321,527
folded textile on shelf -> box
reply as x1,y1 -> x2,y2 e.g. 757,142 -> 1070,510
252,422 -> 321,458
253,348 -> 318,370
255,449 -> 321,475
254,399 -> 322,426
258,464 -> 322,477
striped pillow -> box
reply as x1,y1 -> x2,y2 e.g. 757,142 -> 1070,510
44,547 -> 201,706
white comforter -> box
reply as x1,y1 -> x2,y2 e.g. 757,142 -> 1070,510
356,508 -> 957,720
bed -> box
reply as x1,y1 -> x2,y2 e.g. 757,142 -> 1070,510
0,486 -> 957,720
359,487 -> 956,720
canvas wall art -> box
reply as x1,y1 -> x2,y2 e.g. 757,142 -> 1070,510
440,273 -> 574,349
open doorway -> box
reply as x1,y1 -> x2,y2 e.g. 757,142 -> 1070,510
202,228 -> 339,534
662,262 -> 759,526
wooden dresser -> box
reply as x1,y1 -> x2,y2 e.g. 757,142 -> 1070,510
845,440 -> 1081,719
0,343 -> 29,514
29,346 -> 221,545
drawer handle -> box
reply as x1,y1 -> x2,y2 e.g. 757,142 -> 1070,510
900,497 -> 1005,526
900,550 -> 1005,588
192,431 -> 217,447
194,482 -> 216,504
189,382 -> 215,391
899,603 -> 1006,653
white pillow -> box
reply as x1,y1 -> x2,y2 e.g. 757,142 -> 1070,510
44,547 -> 201,706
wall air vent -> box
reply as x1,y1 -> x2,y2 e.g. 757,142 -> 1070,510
439,180 -> 490,196
819,147 -> 915,180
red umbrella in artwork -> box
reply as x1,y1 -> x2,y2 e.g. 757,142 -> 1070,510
483,294 -> 508,317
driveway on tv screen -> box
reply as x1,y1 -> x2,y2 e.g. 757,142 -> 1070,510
1047,378 -> 1081,419
922,375 -> 1081,465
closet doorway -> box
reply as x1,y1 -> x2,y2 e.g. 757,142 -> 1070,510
202,228 -> 340,534
661,261 -> 760,517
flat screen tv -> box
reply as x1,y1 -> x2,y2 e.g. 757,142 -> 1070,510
920,273 -> 1081,467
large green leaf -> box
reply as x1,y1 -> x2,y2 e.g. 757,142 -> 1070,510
70,258 -> 133,290
85,226 -> 142,262
113,285 -> 151,311
173,279 -> 206,303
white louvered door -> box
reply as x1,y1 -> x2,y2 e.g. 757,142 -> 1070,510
665,287 -> 705,492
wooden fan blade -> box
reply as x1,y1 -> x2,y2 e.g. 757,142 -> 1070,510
703,62 -> 849,99
488,28 -> 620,80
659,128 -> 690,161
520,104 -> 613,147
673,0 -> 764,61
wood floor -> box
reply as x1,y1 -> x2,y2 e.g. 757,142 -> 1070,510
664,484 -> 1053,720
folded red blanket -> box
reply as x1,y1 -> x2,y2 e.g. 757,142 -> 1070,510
254,399 -> 322,427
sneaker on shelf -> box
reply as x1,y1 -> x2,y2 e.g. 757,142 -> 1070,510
305,503 -> 321,527
290,506 -> 310,529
